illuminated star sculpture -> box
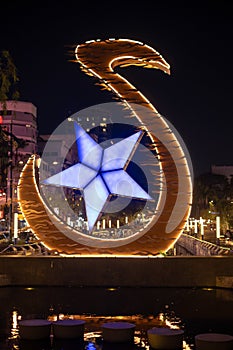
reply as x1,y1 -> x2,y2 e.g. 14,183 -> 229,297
42,122 -> 152,232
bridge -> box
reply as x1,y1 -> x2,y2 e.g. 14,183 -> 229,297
175,233 -> 233,256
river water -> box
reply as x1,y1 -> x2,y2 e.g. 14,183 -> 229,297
0,286 -> 232,349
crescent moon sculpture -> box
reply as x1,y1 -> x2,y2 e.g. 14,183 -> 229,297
18,38 -> 193,255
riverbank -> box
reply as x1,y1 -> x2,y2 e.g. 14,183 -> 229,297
0,255 -> 233,289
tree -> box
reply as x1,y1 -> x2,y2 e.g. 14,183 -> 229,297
0,49 -> 21,240
0,50 -> 20,191
0,50 -> 19,110
192,172 -> 233,230
0,127 -> 9,188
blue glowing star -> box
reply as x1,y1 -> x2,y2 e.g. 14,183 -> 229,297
42,123 -> 152,232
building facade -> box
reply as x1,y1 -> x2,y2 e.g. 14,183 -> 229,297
0,100 -> 37,208
0,100 -> 37,155
211,165 -> 233,183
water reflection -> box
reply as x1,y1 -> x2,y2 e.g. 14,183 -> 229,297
0,286 -> 232,349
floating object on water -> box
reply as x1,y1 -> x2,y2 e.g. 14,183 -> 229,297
18,319 -> 51,340
101,321 -> 135,343
195,333 -> 233,350
52,319 -> 86,339
147,327 -> 184,349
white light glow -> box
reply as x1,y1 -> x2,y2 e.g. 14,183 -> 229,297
43,124 -> 152,233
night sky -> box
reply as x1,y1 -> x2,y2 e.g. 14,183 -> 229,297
1,1 -> 232,177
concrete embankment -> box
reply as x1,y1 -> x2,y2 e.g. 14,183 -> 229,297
0,256 -> 232,289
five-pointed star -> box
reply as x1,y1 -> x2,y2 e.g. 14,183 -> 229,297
42,122 -> 152,232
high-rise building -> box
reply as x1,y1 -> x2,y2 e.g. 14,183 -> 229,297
0,100 -> 37,155
0,100 -> 37,207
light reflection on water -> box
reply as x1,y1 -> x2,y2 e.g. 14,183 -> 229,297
0,286 -> 232,349
8,312 -> 191,350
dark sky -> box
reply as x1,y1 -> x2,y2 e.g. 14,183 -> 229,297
1,1 -> 232,177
